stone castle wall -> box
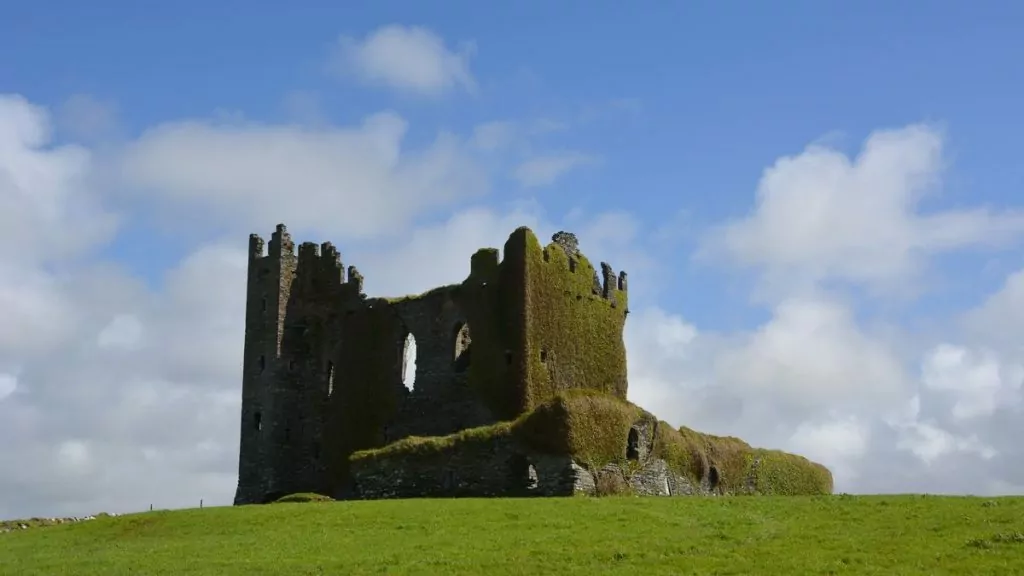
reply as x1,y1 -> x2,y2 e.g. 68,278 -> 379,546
234,224 -> 630,504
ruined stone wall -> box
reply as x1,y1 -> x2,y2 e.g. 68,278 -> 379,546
322,286 -> 497,497
348,415 -> 707,499
385,287 -> 495,440
350,436 -> 586,499
521,229 -> 629,408
456,227 -> 629,420
459,237 -> 530,421
235,224 -> 646,504
235,226 -> 370,504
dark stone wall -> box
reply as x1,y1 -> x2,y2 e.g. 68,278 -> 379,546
349,436 -> 591,499
348,418 -> 715,499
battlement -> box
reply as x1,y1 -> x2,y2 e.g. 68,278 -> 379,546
246,225 -> 368,298
537,235 -> 627,308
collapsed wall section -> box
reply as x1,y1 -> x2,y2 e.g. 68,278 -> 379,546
322,285 -> 499,496
348,392 -> 834,498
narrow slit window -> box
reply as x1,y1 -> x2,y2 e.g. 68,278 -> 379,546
327,361 -> 335,397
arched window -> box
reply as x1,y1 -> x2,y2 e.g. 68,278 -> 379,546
402,333 -> 417,391
453,322 -> 471,372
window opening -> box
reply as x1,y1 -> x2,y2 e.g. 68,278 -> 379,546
327,361 -> 335,397
402,333 -> 417,391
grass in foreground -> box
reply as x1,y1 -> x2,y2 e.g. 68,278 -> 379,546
2,495 -> 1023,575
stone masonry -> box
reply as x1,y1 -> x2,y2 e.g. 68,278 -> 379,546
234,224 -> 630,504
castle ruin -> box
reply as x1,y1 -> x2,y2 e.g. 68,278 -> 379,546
234,225 -> 832,504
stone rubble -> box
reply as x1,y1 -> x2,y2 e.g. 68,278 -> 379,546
0,513 -> 121,535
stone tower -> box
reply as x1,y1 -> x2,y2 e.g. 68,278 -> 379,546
236,224 -> 347,504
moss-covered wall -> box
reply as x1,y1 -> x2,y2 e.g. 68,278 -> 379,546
349,391 -> 834,497
521,230 -> 629,408
459,227 -> 630,420
460,234 -> 530,420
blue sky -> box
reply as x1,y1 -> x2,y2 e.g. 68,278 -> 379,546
5,1 -> 1023,327
2,2 -> 1024,516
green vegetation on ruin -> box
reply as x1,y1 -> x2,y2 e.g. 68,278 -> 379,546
4,496 -> 1023,575
461,228 -> 632,421
352,391 -> 832,496
522,231 -> 629,406
271,493 -> 335,504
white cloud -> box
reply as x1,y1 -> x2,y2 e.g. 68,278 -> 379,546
622,119 -> 1024,493
0,94 -> 117,265
97,314 -> 145,351
788,416 -> 871,485
118,112 -> 488,239
921,344 -> 1023,421
513,151 -> 597,188
895,421 -> 997,465
963,268 -> 1024,353
703,124 -> 1024,298
0,373 -> 16,402
716,297 -> 911,417
331,25 -> 476,96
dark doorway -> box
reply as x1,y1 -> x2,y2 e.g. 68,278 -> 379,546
626,427 -> 640,460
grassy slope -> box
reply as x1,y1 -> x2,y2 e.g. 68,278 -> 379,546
3,496 -> 1023,575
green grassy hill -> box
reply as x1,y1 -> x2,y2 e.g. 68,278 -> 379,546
3,495 -> 1024,575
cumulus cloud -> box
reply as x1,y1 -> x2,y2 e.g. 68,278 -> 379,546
117,112 -> 488,239
702,124 -> 1024,298
331,25 -> 476,96
624,124 -> 1024,494
963,268 -> 1024,352
0,94 -> 117,264
0,244 -> 246,519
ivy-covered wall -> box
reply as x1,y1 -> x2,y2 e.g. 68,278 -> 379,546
459,227 -> 630,420
349,391 -> 834,497
521,230 -> 629,408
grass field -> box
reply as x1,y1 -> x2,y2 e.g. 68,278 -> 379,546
3,495 -> 1023,575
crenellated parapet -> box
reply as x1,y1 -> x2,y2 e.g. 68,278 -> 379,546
536,233 -> 627,309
